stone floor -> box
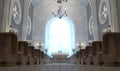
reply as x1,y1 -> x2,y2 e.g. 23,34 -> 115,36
0,64 -> 120,71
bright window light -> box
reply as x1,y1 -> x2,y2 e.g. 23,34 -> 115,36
45,17 -> 75,58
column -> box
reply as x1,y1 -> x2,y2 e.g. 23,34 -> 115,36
1,0 -> 11,32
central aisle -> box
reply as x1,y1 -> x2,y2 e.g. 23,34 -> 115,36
0,64 -> 120,71
45,63 -> 75,71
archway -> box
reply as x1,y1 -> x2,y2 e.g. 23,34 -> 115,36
45,17 -> 75,58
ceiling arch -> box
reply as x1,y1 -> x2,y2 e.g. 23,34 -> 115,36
31,0 -> 89,7
32,0 -> 90,48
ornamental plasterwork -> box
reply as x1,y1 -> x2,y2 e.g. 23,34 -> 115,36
89,16 -> 94,36
26,16 -> 32,36
12,0 -> 22,25
98,0 -> 108,25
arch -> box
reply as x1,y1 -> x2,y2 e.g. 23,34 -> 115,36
45,17 -> 75,58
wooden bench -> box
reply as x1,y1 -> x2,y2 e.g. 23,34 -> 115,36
28,46 -> 35,65
102,33 -> 120,66
78,50 -> 81,64
80,49 -> 86,65
0,32 -> 17,66
37,49 -> 41,64
73,51 -> 80,64
34,49 -> 40,64
92,41 -> 104,65
85,46 -> 93,65
18,41 -> 29,65
39,50 -> 43,64
40,51 -> 45,64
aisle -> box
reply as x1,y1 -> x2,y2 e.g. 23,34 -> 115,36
0,64 -> 120,71
45,63 -> 75,71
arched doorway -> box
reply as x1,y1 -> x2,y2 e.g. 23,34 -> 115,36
45,17 -> 75,58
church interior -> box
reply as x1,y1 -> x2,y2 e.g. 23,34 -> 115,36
0,0 -> 120,71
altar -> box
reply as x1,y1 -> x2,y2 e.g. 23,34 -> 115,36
51,53 -> 69,63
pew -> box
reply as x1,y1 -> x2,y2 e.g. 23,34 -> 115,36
79,49 -> 82,64
37,49 -> 41,64
28,46 -> 35,65
16,41 -> 23,65
17,41 -> 29,65
80,49 -> 86,65
74,52 -> 80,64
0,32 -> 17,66
40,52 -> 45,64
78,50 -> 81,64
76,51 -> 80,64
85,46 -> 89,64
92,41 -> 104,65
34,49 -> 40,64
85,46 -> 93,65
39,51 -> 44,64
102,33 -> 120,66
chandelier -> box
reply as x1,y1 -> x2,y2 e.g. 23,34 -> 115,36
52,6 -> 67,19
52,0 -> 68,19
57,0 -> 68,3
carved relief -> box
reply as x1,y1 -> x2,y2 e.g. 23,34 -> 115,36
12,0 -> 22,25
98,0 -> 108,25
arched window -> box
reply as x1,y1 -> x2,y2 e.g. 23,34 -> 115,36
45,17 -> 75,58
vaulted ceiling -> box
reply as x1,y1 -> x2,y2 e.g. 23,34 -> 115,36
31,0 -> 89,6
31,0 -> 90,47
